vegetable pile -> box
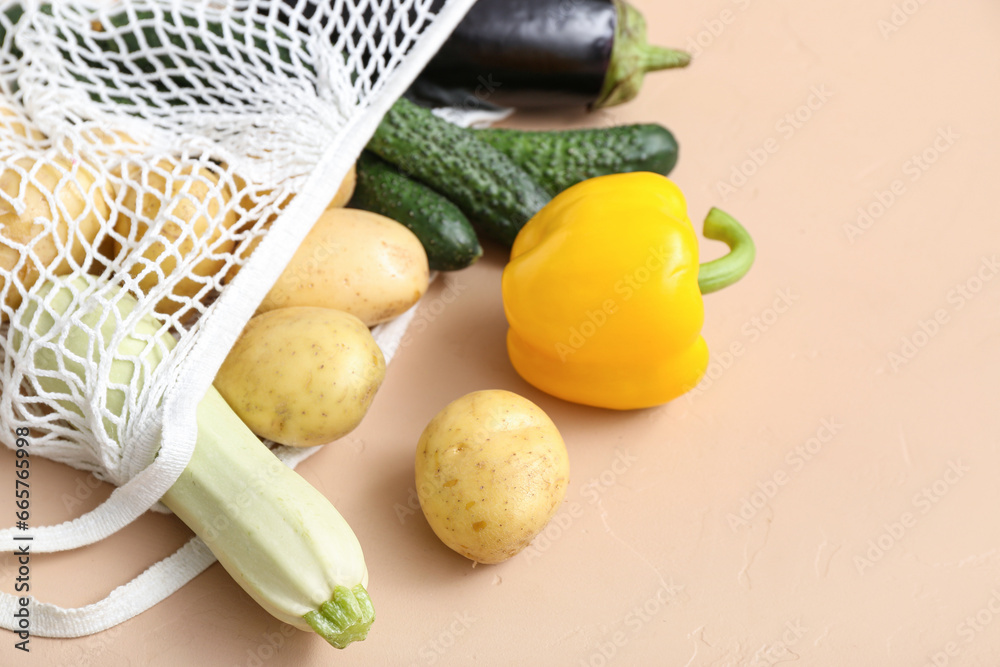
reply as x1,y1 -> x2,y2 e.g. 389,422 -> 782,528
355,98 -> 682,264
13,276 -> 375,648
1,0 -> 757,654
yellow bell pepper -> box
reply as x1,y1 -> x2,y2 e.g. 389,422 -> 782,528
501,172 -> 754,410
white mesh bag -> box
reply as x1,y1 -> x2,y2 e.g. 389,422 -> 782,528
0,0 -> 474,639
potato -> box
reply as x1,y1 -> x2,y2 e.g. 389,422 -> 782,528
54,124 -> 147,158
221,162 -> 355,285
113,157 -> 240,316
327,162 -> 357,209
415,390 -> 570,564
214,306 -> 386,447
257,208 -> 429,326
83,126 -> 147,155
219,184 -> 292,285
1,153 -> 109,313
0,102 -> 45,142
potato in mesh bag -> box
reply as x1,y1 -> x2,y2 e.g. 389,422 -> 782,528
0,151 -> 110,314
112,156 -> 242,318
0,100 -> 45,142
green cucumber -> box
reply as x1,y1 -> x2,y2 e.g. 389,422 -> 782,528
349,152 -> 482,272
475,123 -> 679,195
367,97 -> 552,248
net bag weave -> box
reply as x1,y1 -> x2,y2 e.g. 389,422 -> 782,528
0,0 -> 474,637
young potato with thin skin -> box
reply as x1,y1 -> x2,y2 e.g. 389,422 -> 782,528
83,126 -> 148,156
327,162 -> 357,209
113,157 -> 240,317
0,101 -> 45,142
415,390 -> 570,564
222,164 -> 358,285
256,207 -> 429,326
214,306 -> 386,448
1,153 -> 109,314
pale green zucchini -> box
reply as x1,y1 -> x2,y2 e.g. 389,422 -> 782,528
13,275 -> 374,648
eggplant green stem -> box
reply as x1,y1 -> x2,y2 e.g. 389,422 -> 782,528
594,0 -> 691,109
698,208 -> 756,295
304,584 -> 376,649
638,44 -> 691,72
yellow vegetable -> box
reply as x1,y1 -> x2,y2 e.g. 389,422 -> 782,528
113,157 -> 240,317
0,153 -> 109,313
222,162 -> 361,285
82,126 -> 147,155
257,207 -> 429,326
214,306 -> 386,448
502,172 -> 755,410
415,390 -> 569,564
327,162 -> 357,209
0,101 -> 44,142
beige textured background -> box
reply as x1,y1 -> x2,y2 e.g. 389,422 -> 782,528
4,0 -> 1000,664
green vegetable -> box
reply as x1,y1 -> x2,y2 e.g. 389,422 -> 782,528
475,123 -> 679,196
0,4 -> 307,107
164,388 -> 374,647
349,152 -> 482,271
3,6 -> 555,251
0,5 -> 24,50
596,0 -> 690,109
13,275 -> 374,649
367,97 -> 552,248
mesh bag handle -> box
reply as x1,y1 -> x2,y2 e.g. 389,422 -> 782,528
0,0 -> 474,637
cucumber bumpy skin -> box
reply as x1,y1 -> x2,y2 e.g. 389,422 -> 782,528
476,123 -> 679,196
367,97 -> 552,248
13,275 -> 374,648
350,152 -> 483,271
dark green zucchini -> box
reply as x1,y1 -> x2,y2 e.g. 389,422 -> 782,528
475,123 -> 678,196
367,97 -> 552,248
350,152 -> 482,272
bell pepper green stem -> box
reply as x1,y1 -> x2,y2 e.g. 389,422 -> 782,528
697,207 -> 756,295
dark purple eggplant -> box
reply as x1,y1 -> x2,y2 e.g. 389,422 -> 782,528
410,0 -> 689,110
